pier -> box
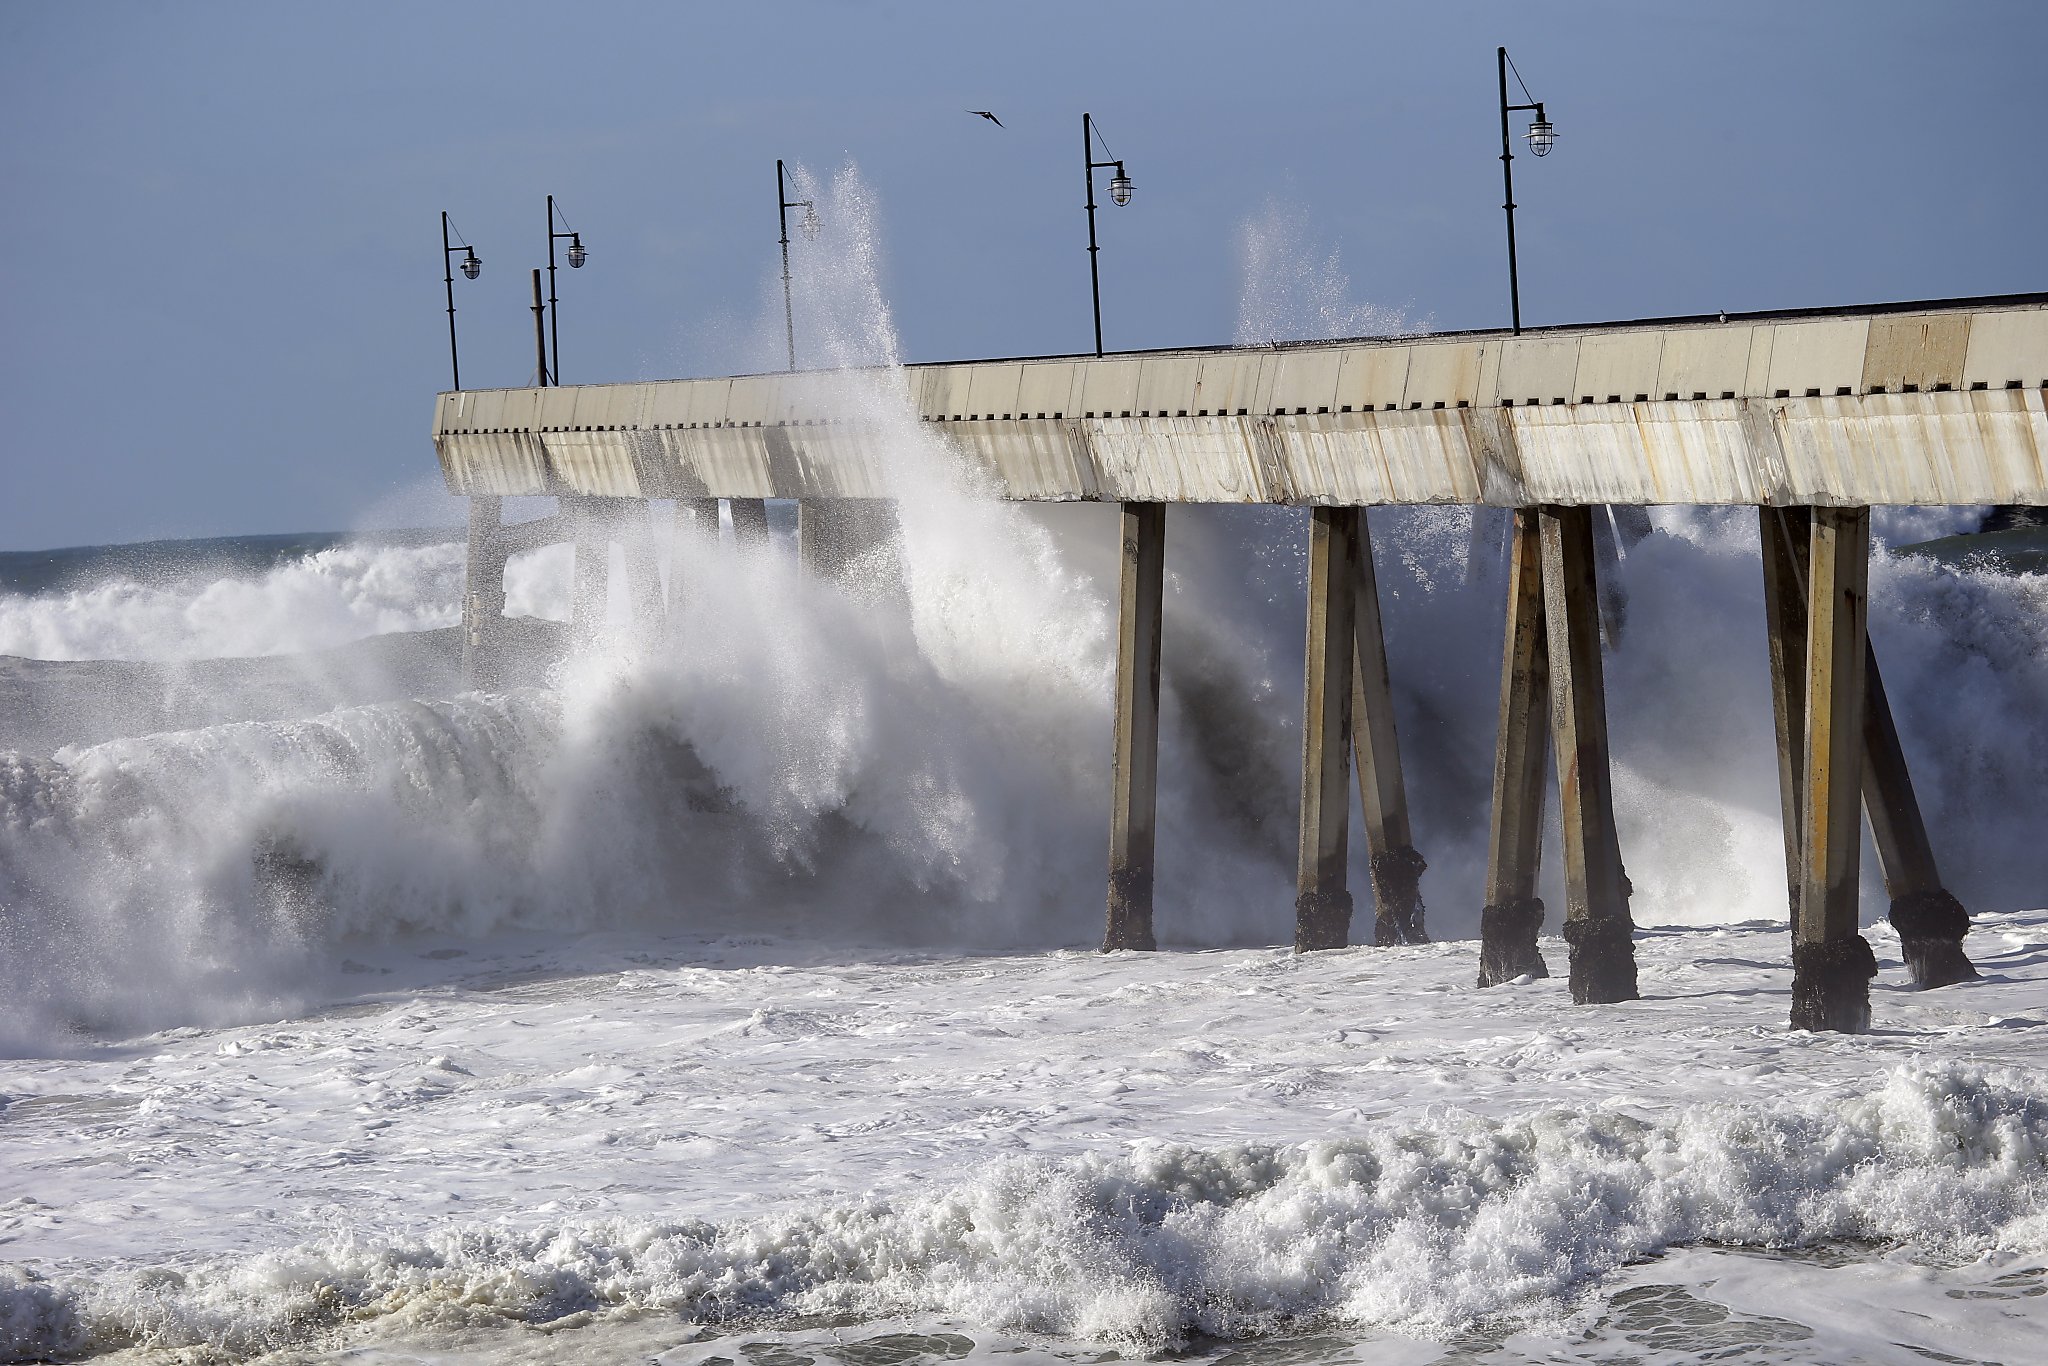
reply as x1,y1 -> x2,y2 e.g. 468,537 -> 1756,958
432,294 -> 2048,1033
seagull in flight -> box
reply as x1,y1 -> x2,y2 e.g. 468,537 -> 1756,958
967,110 -> 1004,128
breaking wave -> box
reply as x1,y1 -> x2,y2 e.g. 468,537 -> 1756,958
0,539 -> 578,663
4,1064 -> 2042,1359
1,161 -> 2045,1054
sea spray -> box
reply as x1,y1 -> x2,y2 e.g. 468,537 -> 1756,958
2,165 -> 2046,1051
3,1063 -> 2042,1359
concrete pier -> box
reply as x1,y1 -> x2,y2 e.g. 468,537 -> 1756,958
1349,512 -> 1429,946
569,495 -> 610,650
618,501 -> 665,653
428,293 -> 2046,1027
669,498 -> 718,624
1765,507 -> 1974,1016
461,494 -> 505,688
1104,502 -> 1165,952
1862,647 -> 1977,988
728,497 -> 770,546
1760,506 -> 1813,928
798,499 -> 899,589
1479,507 -> 1552,986
1540,505 -> 1638,1004
1296,507 -> 1360,951
1792,506 -> 1877,1032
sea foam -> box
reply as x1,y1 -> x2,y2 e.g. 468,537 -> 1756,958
3,1063 -> 2040,1359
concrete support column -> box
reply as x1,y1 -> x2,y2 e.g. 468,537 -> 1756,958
799,499 -> 901,594
1792,505 -> 1877,1032
1349,510 -> 1428,946
668,498 -> 718,630
1296,506 -> 1360,952
728,497 -> 771,547
1589,507 -> 1628,648
1104,502 -> 1165,952
617,501 -> 665,655
1764,507 -> 1973,1002
461,494 -> 506,689
1760,506 -> 1812,930
1862,645 -> 1977,988
1478,507 -> 1551,986
1463,506 -> 1509,586
1539,504 -> 1639,1004
569,495 -> 610,652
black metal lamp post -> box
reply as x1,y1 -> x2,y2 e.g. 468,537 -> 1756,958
545,194 -> 587,385
1082,113 -> 1134,358
777,159 -> 820,372
1497,46 -> 1557,335
440,212 -> 482,390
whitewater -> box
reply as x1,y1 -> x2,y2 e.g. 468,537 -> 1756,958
3,170 -> 2046,1362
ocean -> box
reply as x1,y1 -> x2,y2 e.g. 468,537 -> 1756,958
3,167 -> 2045,1362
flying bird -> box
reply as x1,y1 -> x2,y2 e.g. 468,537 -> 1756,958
967,110 -> 1004,128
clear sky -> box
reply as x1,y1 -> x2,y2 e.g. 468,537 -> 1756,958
1,0 -> 2041,549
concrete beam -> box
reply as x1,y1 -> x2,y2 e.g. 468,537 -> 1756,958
1349,511 -> 1428,946
1104,502 -> 1165,952
569,495 -> 610,651
617,501 -> 664,655
728,497 -> 770,547
435,299 -> 2048,508
1861,642 -> 1977,989
1296,507 -> 1359,951
461,495 -> 505,689
1791,506 -> 1877,1032
1479,507 -> 1551,987
1764,508 -> 1975,997
1540,505 -> 1639,1004
1760,506 -> 1811,929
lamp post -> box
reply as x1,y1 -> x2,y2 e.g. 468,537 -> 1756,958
1496,46 -> 1557,335
777,159 -> 820,371
440,212 -> 482,390
1082,112 -> 1134,358
545,194 -> 587,385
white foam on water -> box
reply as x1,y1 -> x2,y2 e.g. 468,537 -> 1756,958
2,1053 -> 2044,1360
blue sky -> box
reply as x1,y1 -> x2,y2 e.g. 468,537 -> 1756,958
2,0 -> 2041,549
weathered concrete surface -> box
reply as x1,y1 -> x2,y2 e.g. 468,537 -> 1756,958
1295,507 -> 1359,952
435,298 -> 2048,507
1792,506 -> 1877,1033
1539,505 -> 1638,1005
1104,502 -> 1165,953
1478,508 -> 1551,988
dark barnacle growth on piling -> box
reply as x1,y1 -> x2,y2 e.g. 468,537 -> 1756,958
1370,845 -> 1431,946
1294,888 -> 1354,952
1103,867 -> 1158,953
1790,934 -> 1878,1032
1477,897 -> 1549,986
1889,888 -> 1978,989
1564,914 -> 1640,1005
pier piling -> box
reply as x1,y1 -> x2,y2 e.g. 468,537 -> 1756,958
1862,648 -> 1978,988
1479,507 -> 1552,986
1792,506 -> 1877,1032
569,495 -> 610,651
1539,504 -> 1639,1004
1296,507 -> 1361,951
461,494 -> 506,688
728,497 -> 771,546
1105,502 -> 1165,952
1349,511 -> 1429,946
